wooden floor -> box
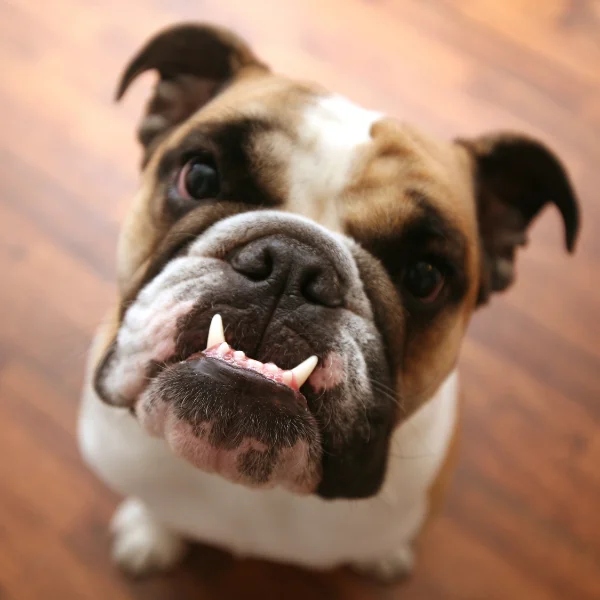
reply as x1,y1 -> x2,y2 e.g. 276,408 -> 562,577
1,1 -> 599,598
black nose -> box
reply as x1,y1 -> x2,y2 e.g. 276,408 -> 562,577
229,236 -> 345,308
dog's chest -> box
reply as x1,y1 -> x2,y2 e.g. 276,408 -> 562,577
79,364 -> 457,568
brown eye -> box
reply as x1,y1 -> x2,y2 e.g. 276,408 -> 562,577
177,158 -> 219,201
403,260 -> 445,303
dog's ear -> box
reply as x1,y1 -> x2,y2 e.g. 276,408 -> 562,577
116,23 -> 268,165
458,133 -> 580,305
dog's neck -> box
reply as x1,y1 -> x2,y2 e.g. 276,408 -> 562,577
378,370 -> 459,505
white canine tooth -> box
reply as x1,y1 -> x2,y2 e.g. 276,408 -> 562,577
206,314 -> 225,349
291,356 -> 318,388
282,371 -> 294,387
217,342 -> 229,357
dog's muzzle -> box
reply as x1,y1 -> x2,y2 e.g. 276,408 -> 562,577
93,212 -> 393,497
132,233 -> 351,494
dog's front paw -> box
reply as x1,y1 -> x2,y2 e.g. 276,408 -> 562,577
351,544 -> 415,583
110,498 -> 187,577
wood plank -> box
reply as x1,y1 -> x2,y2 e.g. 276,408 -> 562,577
0,0 -> 598,598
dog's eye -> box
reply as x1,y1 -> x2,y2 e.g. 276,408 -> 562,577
403,260 -> 445,303
177,158 -> 220,201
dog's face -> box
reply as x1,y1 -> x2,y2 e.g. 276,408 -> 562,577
93,24 -> 579,499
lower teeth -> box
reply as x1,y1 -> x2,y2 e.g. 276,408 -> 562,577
203,343 -> 298,390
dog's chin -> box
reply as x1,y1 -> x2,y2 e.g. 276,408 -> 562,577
134,350 -> 323,494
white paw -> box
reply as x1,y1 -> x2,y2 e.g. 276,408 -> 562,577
352,545 -> 415,583
110,498 -> 187,577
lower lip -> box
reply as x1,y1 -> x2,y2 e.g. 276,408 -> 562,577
134,354 -> 321,493
181,354 -> 309,409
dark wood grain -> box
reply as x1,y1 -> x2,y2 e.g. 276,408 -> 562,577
0,1 -> 598,598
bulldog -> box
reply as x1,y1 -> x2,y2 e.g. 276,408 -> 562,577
78,23 -> 580,581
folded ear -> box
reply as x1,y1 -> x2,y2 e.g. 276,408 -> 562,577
116,23 -> 268,165
458,133 -> 580,305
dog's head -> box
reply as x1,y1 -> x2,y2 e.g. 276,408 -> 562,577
93,24 -> 580,499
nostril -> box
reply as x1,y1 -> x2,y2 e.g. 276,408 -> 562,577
301,269 -> 344,308
229,245 -> 273,281
228,237 -> 346,306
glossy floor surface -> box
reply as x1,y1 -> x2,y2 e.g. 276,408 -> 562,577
0,1 -> 599,598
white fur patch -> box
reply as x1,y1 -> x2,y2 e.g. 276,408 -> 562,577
105,296 -> 196,402
111,498 -> 186,576
288,95 -> 381,231
101,258 -> 225,404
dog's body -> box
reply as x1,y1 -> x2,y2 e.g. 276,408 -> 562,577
79,23 -> 579,580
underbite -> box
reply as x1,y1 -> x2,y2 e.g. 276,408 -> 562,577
201,343 -> 300,389
182,314 -> 320,397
